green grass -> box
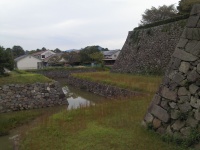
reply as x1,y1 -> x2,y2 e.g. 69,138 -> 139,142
0,110 -> 43,136
0,70 -> 52,86
20,95 -> 189,150
72,71 -> 162,93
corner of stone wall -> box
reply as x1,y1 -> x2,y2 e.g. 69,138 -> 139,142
143,4 -> 200,141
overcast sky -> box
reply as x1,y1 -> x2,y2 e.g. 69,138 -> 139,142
0,0 -> 179,51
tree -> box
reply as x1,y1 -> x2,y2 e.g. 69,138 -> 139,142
12,45 -> 25,58
79,46 -> 100,64
62,51 -> 81,65
41,47 -> 47,51
177,0 -> 200,14
0,46 -> 14,75
89,52 -> 103,64
54,48 -> 61,53
140,4 -> 178,25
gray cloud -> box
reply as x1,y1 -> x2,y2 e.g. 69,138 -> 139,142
0,0 -> 178,50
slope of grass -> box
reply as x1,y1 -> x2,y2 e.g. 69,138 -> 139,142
0,70 -> 52,86
20,95 -> 189,150
72,71 -> 162,93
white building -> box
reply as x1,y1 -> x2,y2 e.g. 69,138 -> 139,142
103,50 -> 120,65
14,55 -> 43,70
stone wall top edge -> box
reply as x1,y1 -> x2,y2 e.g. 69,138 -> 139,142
0,81 -> 58,87
132,19 -> 187,32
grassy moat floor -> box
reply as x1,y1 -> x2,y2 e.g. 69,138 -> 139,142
0,71 -> 195,150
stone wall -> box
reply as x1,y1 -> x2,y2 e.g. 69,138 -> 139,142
112,19 -> 187,74
35,68 -> 97,79
65,76 -> 141,98
0,81 -> 68,113
143,5 -> 200,139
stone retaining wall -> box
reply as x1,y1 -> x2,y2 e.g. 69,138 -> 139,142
65,76 -> 142,98
112,19 -> 187,74
35,68 -> 97,79
0,81 -> 68,113
143,5 -> 200,139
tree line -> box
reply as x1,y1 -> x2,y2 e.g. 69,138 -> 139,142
140,0 -> 200,26
0,45 -> 108,75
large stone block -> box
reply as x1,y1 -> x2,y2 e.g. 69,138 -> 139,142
178,87 -> 189,96
150,104 -> 170,123
179,62 -> 190,74
144,113 -> 154,123
171,109 -> 180,119
189,41 -> 200,56
197,63 -> 200,74
190,4 -> 200,15
172,48 -> 198,62
178,102 -> 192,113
172,120 -> 185,131
176,38 -> 188,48
189,84 -> 199,94
153,118 -> 161,129
160,87 -> 177,101
186,28 -> 200,40
185,40 -> 198,53
187,70 -> 200,82
186,16 -> 199,27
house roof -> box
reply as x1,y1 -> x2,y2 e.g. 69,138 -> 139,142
32,50 -> 55,56
14,55 -> 42,62
103,50 -> 120,56
32,50 -> 47,56
43,53 -> 63,62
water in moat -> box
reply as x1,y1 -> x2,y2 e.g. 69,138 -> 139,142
0,84 -> 105,150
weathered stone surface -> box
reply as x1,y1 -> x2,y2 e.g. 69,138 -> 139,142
187,70 -> 200,82
178,87 -> 189,96
153,118 -> 161,129
189,84 -> 199,94
150,104 -> 170,123
185,40 -> 198,53
172,48 -> 198,62
172,120 -> 185,131
186,28 -> 200,40
178,102 -> 192,113
190,4 -> 200,15
180,127 -> 191,136
176,38 -> 188,48
179,62 -> 190,74
172,73 -> 185,84
161,87 -> 177,101
195,110 -> 200,120
190,96 -> 199,108
187,16 -> 199,27
152,94 -> 161,105
157,127 -> 165,134
188,41 -> 200,56
161,100 -> 169,110
186,116 -> 198,127
169,102 -> 177,109
144,113 -> 154,123
197,63 -> 200,74
166,126 -> 173,135
112,19 -> 186,74
171,109 -> 180,119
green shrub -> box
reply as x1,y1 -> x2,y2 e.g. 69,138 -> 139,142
134,14 -> 189,30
